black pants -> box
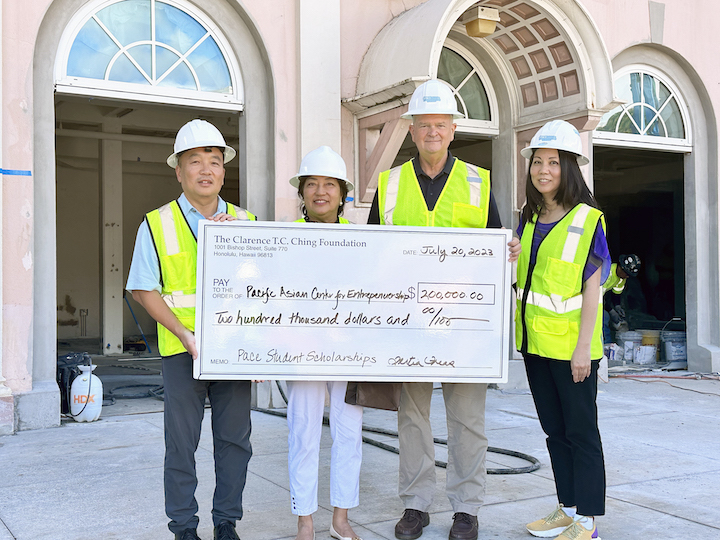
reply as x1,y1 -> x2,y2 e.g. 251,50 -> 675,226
524,354 -> 606,516
162,353 -> 253,533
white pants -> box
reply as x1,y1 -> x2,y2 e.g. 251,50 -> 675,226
286,380 -> 363,516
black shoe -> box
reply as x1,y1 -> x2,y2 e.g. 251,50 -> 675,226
214,521 -> 240,540
175,529 -> 201,540
448,512 -> 478,540
395,509 -> 430,540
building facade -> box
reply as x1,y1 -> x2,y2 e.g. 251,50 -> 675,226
2,0 -> 718,433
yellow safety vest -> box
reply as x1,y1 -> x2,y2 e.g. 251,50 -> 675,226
377,158 -> 491,227
516,203 -> 605,360
146,200 -> 255,356
603,263 -> 626,295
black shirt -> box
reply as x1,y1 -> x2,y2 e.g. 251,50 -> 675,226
367,152 -> 502,227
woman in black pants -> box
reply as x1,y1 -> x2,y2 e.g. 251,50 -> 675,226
515,120 -> 610,540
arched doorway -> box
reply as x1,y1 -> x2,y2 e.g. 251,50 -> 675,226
593,46 -> 720,372
54,0 -> 247,355
28,0 -> 274,427
594,66 -> 690,328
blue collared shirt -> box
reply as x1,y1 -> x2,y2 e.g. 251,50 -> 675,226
126,193 -> 230,293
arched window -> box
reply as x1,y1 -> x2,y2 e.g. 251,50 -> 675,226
437,44 -> 498,135
594,67 -> 690,150
55,0 -> 242,110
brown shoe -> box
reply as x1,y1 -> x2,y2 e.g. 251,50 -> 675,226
448,513 -> 478,540
395,509 -> 430,540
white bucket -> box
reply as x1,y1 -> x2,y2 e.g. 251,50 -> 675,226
634,345 -> 657,365
661,331 -> 687,362
617,331 -> 642,362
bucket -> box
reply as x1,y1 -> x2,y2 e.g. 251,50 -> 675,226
661,331 -> 687,362
634,345 -> 657,365
639,330 -> 661,362
616,331 -> 642,362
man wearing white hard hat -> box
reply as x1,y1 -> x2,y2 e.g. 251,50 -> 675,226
127,119 -> 256,540
367,80 -> 521,540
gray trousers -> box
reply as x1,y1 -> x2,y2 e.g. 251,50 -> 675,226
162,353 -> 252,534
397,382 -> 488,516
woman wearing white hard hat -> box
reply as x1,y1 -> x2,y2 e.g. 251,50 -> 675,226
289,146 -> 353,223
286,146 -> 363,540
516,120 -> 610,540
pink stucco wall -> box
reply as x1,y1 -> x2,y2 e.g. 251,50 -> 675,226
340,0 -> 427,99
584,0 -> 720,107
241,1 -> 301,221
2,0 -> 51,392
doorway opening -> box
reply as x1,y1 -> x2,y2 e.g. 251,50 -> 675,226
594,146 -> 685,330
55,95 -> 240,356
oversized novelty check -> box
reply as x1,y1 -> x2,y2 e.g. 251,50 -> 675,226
194,221 -> 512,382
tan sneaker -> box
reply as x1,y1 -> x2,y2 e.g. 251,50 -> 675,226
552,520 -> 600,540
526,506 -> 575,537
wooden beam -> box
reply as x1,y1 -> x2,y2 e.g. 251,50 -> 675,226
357,105 -> 410,202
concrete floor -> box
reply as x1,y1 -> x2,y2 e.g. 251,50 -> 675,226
1,368 -> 719,540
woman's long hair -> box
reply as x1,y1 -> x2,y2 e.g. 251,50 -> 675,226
297,176 -> 348,219
521,149 -> 600,224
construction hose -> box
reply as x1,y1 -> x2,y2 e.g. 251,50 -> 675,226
100,375 -> 542,474
107,383 -> 164,400
254,380 -> 541,475
98,364 -> 164,404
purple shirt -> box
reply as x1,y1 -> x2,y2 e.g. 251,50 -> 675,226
517,217 -> 611,284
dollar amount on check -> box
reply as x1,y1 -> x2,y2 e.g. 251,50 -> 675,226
194,221 -> 512,382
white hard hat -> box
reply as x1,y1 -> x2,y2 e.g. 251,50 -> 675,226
167,119 -> 237,168
401,79 -> 464,120
289,146 -> 354,191
520,119 -> 589,165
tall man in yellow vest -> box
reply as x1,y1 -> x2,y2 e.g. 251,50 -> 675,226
127,119 -> 256,540
367,80 -> 520,540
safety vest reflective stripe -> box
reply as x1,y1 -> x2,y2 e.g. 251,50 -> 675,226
158,203 -> 181,256
517,286 -> 602,315
560,204 -> 591,263
466,163 -> 484,208
383,167 -> 402,226
550,205 -> 592,305
162,291 -> 196,309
